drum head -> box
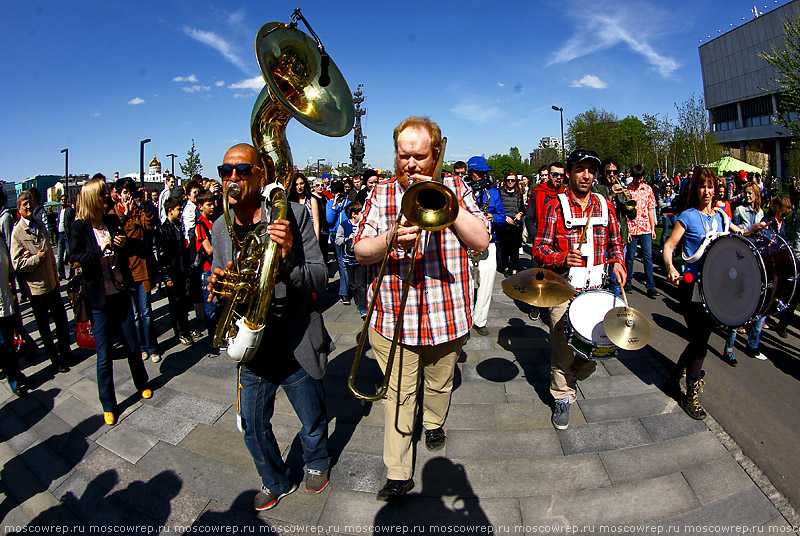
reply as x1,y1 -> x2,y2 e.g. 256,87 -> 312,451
567,290 -> 625,348
700,235 -> 762,326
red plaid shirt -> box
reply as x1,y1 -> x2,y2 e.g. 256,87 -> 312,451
355,175 -> 488,346
533,191 -> 625,273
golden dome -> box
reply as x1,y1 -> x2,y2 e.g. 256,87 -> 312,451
149,155 -> 161,167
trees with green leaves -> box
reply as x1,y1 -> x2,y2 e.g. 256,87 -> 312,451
180,139 -> 203,179
565,108 -> 620,160
673,93 -> 722,170
759,12 -> 800,140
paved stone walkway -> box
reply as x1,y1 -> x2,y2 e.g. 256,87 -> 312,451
1,261 -> 797,535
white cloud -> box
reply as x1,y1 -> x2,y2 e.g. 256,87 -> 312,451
548,3 -> 680,78
128,97 -> 145,105
228,76 -> 264,91
450,97 -> 502,124
233,93 -> 248,99
497,82 -> 505,87
215,80 -> 225,87
182,85 -> 211,93
183,26 -> 249,73
570,75 -> 608,88
173,74 -> 198,83
90,111 -> 101,118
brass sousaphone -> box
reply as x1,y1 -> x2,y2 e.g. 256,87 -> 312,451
211,9 -> 354,362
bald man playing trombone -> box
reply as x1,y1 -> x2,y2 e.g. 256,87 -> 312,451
354,116 -> 490,500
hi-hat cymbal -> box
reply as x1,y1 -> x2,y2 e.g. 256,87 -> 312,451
501,268 -> 575,307
603,307 -> 652,350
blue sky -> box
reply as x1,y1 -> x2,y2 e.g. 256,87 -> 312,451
0,0 -> 789,183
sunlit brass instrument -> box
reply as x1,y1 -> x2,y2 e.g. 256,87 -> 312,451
613,175 -> 637,211
211,9 -> 354,362
347,138 -> 458,401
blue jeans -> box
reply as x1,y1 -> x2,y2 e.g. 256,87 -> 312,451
334,242 -> 349,298
201,270 -> 217,335
609,246 -> 627,297
724,316 -> 765,352
57,232 -> 70,277
660,214 -> 676,247
238,366 -> 330,494
92,293 -> 149,412
626,233 -> 656,290
131,282 -> 157,356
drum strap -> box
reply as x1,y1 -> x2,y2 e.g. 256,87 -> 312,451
558,193 -> 608,290
682,208 -> 731,264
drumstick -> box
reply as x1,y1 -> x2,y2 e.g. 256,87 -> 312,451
619,282 -> 630,310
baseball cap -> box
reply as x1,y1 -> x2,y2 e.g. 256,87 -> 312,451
566,149 -> 601,168
467,156 -> 493,172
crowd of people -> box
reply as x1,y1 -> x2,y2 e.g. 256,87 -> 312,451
2,118 -> 799,514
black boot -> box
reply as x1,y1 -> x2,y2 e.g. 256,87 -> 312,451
680,371 -> 707,420
664,366 -> 684,400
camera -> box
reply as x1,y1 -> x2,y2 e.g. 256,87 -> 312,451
472,176 -> 495,192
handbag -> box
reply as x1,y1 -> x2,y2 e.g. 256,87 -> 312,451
67,265 -> 96,350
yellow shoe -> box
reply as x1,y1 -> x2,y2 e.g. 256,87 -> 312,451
141,388 -> 153,399
103,412 -> 116,426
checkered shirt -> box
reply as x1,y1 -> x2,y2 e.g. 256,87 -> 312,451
355,175 -> 488,346
533,191 -> 625,273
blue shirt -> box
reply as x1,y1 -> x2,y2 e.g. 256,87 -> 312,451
676,208 -> 725,276
474,187 -> 505,243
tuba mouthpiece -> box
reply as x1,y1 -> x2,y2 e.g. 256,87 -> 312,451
227,183 -> 242,198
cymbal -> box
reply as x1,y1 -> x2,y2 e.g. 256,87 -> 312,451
501,268 -> 575,307
603,307 -> 652,350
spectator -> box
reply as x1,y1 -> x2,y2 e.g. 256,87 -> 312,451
288,172 -> 320,241
336,202 -> 366,318
326,181 -> 350,304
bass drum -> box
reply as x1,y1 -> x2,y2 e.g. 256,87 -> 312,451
565,289 -> 626,361
698,233 -> 798,327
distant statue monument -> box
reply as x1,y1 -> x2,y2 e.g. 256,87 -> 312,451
350,84 -> 366,176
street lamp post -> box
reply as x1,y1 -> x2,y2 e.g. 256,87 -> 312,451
317,158 -> 325,177
166,153 -> 177,178
551,106 -> 565,161
60,148 -> 68,199
140,138 -> 151,189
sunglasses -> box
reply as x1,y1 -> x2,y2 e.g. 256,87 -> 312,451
506,178 -> 517,182
217,163 -> 260,180
605,169 -> 620,175
549,172 -> 566,178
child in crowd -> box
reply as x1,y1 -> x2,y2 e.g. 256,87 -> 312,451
336,202 -> 367,319
194,191 -> 216,338
157,196 -> 196,346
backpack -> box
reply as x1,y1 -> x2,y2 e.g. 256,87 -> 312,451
188,220 -> 211,272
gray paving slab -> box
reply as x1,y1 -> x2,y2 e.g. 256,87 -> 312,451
558,418 -> 654,455
137,441 -> 248,505
65,377 -> 104,411
640,411 -> 709,442
330,419 -> 384,456
519,473 -> 700,529
445,403 -> 496,430
503,380 -> 544,403
73,445 -> 208,529
16,438 -> 79,493
0,409 -> 41,454
178,423 -> 254,470
330,451 -> 385,493
122,404 -> 197,445
578,374 -> 660,399
317,487 -> 386,529
493,401 -> 552,429
50,470 -> 131,526
600,431 -> 728,485
150,387 -> 231,424
95,424 -> 159,464
643,487 -> 779,536
447,429 -> 562,459
159,370 -> 236,404
460,361 -> 523,383
50,395 -> 109,441
682,456 -> 757,506
578,392 -> 678,423
451,382 -> 507,404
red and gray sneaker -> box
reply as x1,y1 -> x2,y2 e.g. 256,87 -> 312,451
305,468 -> 330,493
253,482 -> 298,511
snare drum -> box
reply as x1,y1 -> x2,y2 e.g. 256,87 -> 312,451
564,289 -> 626,361
698,233 -> 798,327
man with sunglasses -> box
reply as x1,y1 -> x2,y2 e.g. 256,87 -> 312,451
209,144 -> 333,511
593,158 -> 637,296
533,149 -> 626,430
624,164 -> 659,298
524,161 -> 566,321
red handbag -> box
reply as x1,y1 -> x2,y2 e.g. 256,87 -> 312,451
68,265 -> 96,350
76,321 -> 96,350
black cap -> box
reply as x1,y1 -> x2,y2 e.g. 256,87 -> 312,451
566,149 -> 601,168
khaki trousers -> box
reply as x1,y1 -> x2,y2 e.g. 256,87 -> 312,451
369,328 -> 465,480
548,301 -> 596,403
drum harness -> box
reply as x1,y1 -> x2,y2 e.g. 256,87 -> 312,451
681,207 -> 731,303
557,192 -> 608,293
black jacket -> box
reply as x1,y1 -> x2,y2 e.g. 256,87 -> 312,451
156,219 -> 189,283
68,216 -> 134,310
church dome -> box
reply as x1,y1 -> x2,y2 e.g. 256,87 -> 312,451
149,155 -> 161,167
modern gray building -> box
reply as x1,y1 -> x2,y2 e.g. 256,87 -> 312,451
698,0 -> 800,177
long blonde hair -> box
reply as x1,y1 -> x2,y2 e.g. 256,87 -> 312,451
76,178 -> 107,227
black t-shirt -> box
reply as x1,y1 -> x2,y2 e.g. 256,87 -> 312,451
233,221 -> 301,382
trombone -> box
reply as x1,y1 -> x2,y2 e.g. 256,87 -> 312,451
347,138 -> 457,402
